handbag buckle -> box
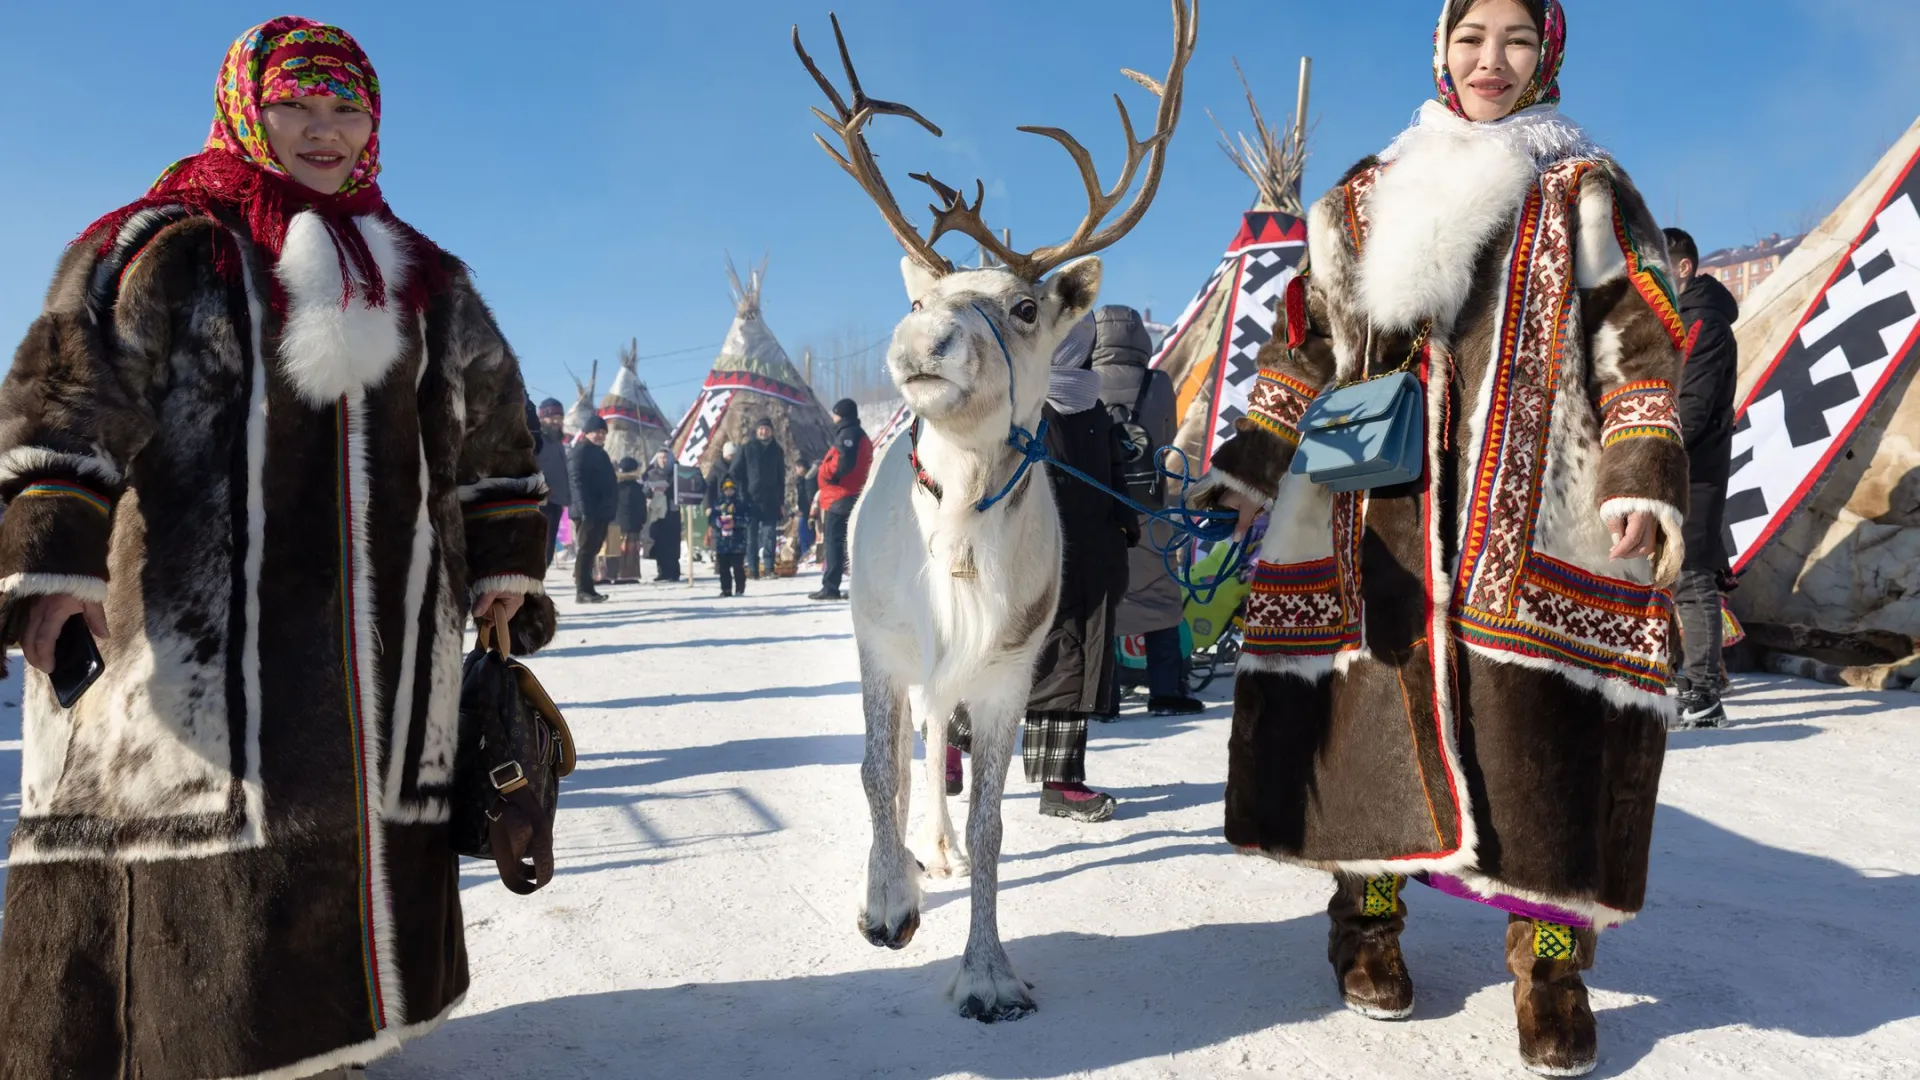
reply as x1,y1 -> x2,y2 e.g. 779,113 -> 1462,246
490,760 -> 529,794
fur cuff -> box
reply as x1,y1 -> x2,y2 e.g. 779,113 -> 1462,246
0,446 -> 123,491
457,474 -> 550,505
470,574 -> 546,599
0,572 -> 110,605
1599,498 -> 1685,588
1192,469 -> 1272,513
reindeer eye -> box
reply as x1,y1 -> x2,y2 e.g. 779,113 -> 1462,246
1012,299 -> 1038,324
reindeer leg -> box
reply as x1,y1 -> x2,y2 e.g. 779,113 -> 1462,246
914,702 -> 970,879
948,692 -> 1036,1022
857,652 -> 921,950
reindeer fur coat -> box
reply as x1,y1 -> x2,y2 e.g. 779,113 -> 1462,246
1207,107 -> 1687,929
0,206 -> 554,1078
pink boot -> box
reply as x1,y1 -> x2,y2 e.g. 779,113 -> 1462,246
945,745 -> 963,796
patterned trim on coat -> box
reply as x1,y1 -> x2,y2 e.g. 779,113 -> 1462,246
1613,196 -> 1687,349
11,482 -> 112,516
1244,494 -> 1364,659
1454,554 -> 1674,697
1598,379 -> 1682,449
1342,166 -> 1381,254
1244,370 -> 1320,446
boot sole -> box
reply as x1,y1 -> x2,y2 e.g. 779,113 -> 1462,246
1039,802 -> 1115,823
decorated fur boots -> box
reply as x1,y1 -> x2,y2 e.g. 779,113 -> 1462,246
1329,877 -> 1601,1076
1327,874 -> 1415,1020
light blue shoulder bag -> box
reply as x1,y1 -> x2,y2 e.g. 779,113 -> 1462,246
1288,323 -> 1430,493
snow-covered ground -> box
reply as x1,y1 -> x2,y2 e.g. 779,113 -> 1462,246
3,573 -> 1918,1077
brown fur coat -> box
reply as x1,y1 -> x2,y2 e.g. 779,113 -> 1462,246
0,204 -> 554,1077
1205,109 -> 1687,929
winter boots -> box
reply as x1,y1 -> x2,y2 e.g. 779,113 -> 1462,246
1506,915 -> 1599,1077
1148,694 -> 1205,716
1672,688 -> 1726,730
1327,874 -> 1415,1020
945,745 -> 963,796
1038,782 -> 1116,822
1326,878 -> 1600,1076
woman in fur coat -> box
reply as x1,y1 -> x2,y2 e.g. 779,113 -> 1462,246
1200,2 -> 1686,1073
0,18 -> 554,1078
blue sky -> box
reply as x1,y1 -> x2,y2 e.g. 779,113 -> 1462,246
4,1 -> 1917,419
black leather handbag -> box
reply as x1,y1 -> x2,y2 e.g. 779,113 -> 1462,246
453,610 -> 576,894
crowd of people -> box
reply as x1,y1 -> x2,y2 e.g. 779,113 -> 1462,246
0,1 -> 1758,1076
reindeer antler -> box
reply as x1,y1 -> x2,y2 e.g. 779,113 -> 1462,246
798,1 -> 1196,282
794,14 -> 954,276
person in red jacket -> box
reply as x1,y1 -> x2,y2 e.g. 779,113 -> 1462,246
811,398 -> 873,601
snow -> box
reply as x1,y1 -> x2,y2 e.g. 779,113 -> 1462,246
3,574 -> 1919,1077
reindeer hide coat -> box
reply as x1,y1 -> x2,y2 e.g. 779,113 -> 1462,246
1208,111 -> 1688,929
0,206 -> 555,1078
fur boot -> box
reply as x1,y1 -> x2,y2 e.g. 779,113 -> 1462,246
1505,915 -> 1599,1076
1327,874 -> 1414,1020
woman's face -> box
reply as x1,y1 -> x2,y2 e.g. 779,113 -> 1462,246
1446,0 -> 1542,122
261,93 -> 373,194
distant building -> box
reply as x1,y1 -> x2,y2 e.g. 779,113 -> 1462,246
1700,233 -> 1804,303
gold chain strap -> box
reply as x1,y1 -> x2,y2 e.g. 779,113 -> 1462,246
1343,320 -> 1433,388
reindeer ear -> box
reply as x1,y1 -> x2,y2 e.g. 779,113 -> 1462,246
900,256 -> 942,305
1043,258 -> 1102,328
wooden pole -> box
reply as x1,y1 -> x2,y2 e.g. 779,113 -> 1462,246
1294,57 -> 1312,152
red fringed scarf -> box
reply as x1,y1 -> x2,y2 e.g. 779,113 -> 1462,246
81,17 -> 445,313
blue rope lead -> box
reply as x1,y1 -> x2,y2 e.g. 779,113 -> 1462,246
964,303 -> 1249,602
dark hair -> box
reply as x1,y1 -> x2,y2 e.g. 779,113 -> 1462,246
1443,0 -> 1547,36
1663,228 -> 1699,268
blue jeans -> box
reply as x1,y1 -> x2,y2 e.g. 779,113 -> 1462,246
752,521 -> 779,576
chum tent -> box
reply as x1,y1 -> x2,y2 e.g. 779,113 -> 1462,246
601,338 -> 672,469
1723,115 -> 1920,682
1151,60 -> 1312,470
670,257 -> 835,509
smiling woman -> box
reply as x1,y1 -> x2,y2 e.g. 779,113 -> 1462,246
0,15 -> 556,1080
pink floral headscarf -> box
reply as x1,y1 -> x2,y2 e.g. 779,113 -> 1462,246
1434,0 -> 1567,121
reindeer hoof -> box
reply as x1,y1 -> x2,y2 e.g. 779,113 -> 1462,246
859,909 -> 920,950
959,994 -> 1036,1024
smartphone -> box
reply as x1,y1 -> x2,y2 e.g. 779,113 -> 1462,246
51,614 -> 104,710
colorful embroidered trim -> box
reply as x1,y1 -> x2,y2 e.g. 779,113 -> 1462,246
1533,921 -> 1577,961
1455,554 -> 1674,697
333,402 -> 387,1033
1245,370 -> 1320,446
1363,875 -> 1400,918
1602,424 -> 1684,449
1244,492 -> 1367,660
1597,380 -> 1673,411
13,482 -> 112,516
465,498 -> 544,522
1612,191 -> 1687,350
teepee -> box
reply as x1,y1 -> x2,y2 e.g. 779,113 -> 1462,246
670,257 -> 835,501
601,338 -> 672,469
1722,115 -> 1920,681
1152,59 -> 1313,470
564,361 -> 598,438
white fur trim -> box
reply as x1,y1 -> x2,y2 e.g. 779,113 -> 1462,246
1418,342 -> 1480,875
274,213 -> 412,407
238,237 -> 271,851
1574,173 -> 1627,289
341,391 -> 405,1028
383,439 -> 437,813
0,572 -> 108,606
1236,650 -> 1335,681
1598,497 -> 1686,588
471,574 -> 547,599
1195,468 -> 1272,508
0,446 -> 122,488
1460,639 -> 1678,716
210,993 -> 463,1080
458,473 -> 549,504
1358,108 -> 1539,331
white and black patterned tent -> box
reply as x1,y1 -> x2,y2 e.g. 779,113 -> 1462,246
1726,115 -> 1920,643
1150,211 -> 1308,470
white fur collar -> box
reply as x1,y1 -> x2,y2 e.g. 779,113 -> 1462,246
1357,102 -> 1599,330
274,212 -> 412,407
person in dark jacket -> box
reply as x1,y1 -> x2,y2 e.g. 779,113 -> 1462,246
567,413 -> 618,603
1666,228 -> 1739,729
612,456 -> 649,584
1019,323 -> 1139,821
1090,306 -> 1203,716
737,419 -> 787,578
643,449 -> 683,582
536,398 -> 573,569
707,476 -> 754,597
811,399 -> 873,601
792,456 -> 818,566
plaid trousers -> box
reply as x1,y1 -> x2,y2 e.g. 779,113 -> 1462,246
1022,710 -> 1088,784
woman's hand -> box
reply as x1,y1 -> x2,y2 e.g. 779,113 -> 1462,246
473,592 -> 525,628
1217,488 -> 1263,542
1606,510 -> 1659,561
23,594 -> 108,674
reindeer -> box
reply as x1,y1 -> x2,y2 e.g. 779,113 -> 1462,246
795,2 -> 1196,1022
